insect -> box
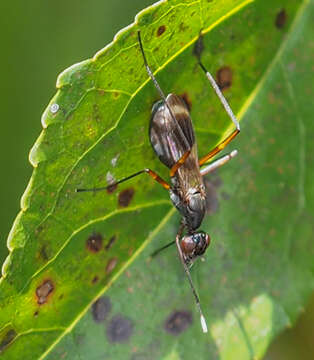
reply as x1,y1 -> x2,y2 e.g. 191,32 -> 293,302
77,31 -> 240,333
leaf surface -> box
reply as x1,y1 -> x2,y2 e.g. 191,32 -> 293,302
1,0 -> 313,359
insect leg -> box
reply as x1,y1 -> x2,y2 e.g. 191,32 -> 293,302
198,61 -> 240,131
200,150 -> 238,176
198,127 -> 239,166
170,150 -> 191,177
197,59 -> 240,166
175,224 -> 208,333
150,240 -> 176,258
76,168 -> 170,193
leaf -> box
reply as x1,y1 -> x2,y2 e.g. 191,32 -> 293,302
0,0 -> 312,359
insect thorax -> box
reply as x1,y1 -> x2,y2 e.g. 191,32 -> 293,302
169,182 -> 206,232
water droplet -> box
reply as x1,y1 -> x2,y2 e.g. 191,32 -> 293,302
50,103 -> 59,114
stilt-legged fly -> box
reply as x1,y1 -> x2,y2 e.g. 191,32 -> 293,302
77,31 -> 240,333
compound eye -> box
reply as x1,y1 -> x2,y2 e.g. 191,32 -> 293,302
193,232 -> 211,256
180,235 -> 196,255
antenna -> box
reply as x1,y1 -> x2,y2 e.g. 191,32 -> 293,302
137,30 -> 190,152
137,31 -> 167,102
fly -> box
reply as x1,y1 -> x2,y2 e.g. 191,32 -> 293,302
77,31 -> 240,333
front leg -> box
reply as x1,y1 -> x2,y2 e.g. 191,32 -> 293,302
175,224 -> 208,333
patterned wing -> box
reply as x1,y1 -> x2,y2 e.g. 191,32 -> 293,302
149,94 -> 195,169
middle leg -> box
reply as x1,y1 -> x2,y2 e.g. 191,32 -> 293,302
200,150 -> 238,177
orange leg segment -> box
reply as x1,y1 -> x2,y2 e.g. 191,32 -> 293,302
199,128 -> 240,166
145,169 -> 170,190
170,150 -> 191,177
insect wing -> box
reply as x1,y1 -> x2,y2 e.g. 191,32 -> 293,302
149,94 -> 195,169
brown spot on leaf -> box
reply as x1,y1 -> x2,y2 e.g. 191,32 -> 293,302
34,310 -> 39,317
0,329 -> 17,352
106,257 -> 118,274
92,297 -> 112,323
39,244 -> 49,261
36,279 -> 54,305
216,66 -> 232,91
86,233 -> 103,253
106,183 -> 118,194
91,275 -> 99,284
118,188 -> 134,207
107,315 -> 134,343
275,9 -> 287,29
204,175 -> 223,214
105,235 -> 117,251
157,25 -> 166,37
164,310 -> 193,335
180,92 -> 192,111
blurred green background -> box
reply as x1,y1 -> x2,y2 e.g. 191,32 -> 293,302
0,1 -> 312,359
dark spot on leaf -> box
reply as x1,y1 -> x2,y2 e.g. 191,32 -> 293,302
106,257 -> 118,274
275,9 -> 287,29
221,191 -> 230,200
39,244 -> 49,261
205,182 -> 219,214
73,333 -> 85,345
157,25 -> 166,36
107,183 -> 118,194
216,66 -> 232,91
35,225 -> 44,235
130,354 -> 149,360
92,297 -> 112,323
105,235 -> 117,251
164,310 -> 193,335
118,188 -> 134,207
36,279 -> 54,305
107,315 -> 134,343
91,275 -> 99,284
204,175 -> 223,214
113,92 -> 120,99
58,293 -> 64,300
86,233 -> 103,253
180,92 -> 192,111
0,329 -> 17,352
193,34 -> 204,60
34,310 -> 39,317
179,22 -> 188,32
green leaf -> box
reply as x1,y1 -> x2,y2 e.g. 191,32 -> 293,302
1,0 -> 313,359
